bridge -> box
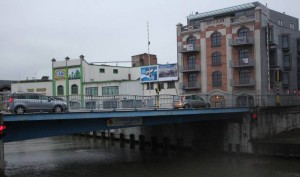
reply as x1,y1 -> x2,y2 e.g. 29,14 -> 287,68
2,107 -> 249,142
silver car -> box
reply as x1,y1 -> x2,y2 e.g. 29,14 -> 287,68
7,93 -> 67,114
173,94 -> 210,109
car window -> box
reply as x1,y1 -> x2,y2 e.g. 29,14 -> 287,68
193,95 -> 200,100
16,95 -> 26,99
28,95 -> 39,99
185,96 -> 191,100
41,96 -> 48,100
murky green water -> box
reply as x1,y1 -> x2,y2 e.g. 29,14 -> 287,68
4,136 -> 300,177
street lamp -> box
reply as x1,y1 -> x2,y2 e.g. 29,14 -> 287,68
51,58 -> 56,96
65,56 -> 70,112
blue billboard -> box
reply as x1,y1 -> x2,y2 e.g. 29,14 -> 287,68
140,65 -> 158,83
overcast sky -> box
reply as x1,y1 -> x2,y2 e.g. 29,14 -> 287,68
1,0 -> 299,80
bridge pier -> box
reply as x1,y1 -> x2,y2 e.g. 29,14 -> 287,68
0,113 -> 4,176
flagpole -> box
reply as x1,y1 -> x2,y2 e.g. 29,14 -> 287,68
147,21 -> 151,94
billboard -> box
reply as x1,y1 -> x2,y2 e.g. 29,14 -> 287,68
68,67 -> 81,80
140,65 -> 158,83
158,64 -> 178,81
54,69 -> 66,80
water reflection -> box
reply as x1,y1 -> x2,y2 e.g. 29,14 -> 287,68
4,136 -> 300,177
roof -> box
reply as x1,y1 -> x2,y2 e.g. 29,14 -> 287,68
0,80 -> 13,90
187,2 -> 259,20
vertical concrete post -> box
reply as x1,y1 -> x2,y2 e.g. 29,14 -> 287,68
151,136 -> 158,152
130,134 -> 135,149
138,135 -> 145,151
120,133 -> 125,148
0,113 -> 4,176
163,137 -> 170,155
101,131 -> 105,140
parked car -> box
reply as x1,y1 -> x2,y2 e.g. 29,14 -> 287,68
173,94 -> 210,109
7,93 -> 68,114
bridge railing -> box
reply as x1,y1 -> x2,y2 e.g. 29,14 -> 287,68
4,93 -> 300,113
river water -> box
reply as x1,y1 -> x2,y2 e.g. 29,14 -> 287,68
4,136 -> 300,177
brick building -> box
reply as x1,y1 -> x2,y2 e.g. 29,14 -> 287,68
177,2 -> 300,106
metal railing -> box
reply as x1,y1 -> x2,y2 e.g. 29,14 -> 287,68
4,93 -> 300,113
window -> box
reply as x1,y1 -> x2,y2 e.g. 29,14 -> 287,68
290,23 -> 295,29
283,54 -> 291,70
212,71 -> 222,87
146,82 -> 154,90
113,69 -> 118,74
239,49 -> 249,65
102,86 -> 119,96
282,35 -> 289,49
158,82 -> 164,90
28,95 -> 39,99
212,52 -> 221,66
99,68 -> 105,73
238,28 -> 249,37
85,87 -> 98,96
188,55 -> 196,70
57,85 -> 64,96
239,69 -> 250,84
268,27 -> 274,43
71,84 -> 78,95
278,20 -> 283,26
187,36 -> 196,44
188,73 -> 197,87
282,72 -> 289,87
167,81 -> 175,89
211,32 -> 221,47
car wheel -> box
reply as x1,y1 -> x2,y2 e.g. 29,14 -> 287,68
15,106 -> 25,114
54,106 -> 63,113
184,104 -> 190,109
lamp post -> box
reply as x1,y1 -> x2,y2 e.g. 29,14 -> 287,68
51,58 -> 56,96
65,56 -> 70,112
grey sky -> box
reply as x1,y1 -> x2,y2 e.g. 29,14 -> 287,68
1,0 -> 299,80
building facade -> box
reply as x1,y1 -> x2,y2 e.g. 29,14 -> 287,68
177,2 -> 300,106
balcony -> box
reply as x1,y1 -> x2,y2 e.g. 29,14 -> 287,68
182,82 -> 201,90
230,59 -> 255,68
181,25 -> 201,33
180,65 -> 201,73
230,79 -> 255,87
229,36 -> 254,46
180,44 -> 200,53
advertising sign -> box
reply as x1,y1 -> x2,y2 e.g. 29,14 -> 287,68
54,69 -> 66,80
158,64 -> 178,81
140,65 -> 158,83
68,67 -> 81,80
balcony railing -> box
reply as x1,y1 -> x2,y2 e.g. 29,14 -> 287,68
230,59 -> 255,68
181,25 -> 200,32
182,82 -> 201,90
180,65 -> 201,72
231,14 -> 255,25
230,79 -> 256,87
179,44 -> 200,53
229,36 -> 254,46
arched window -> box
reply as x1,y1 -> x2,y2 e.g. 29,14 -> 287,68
212,52 -> 221,66
188,73 -> 197,87
239,49 -> 249,65
71,84 -> 78,95
238,28 -> 249,37
211,32 -> 221,47
187,36 -> 196,44
57,85 -> 64,96
239,69 -> 250,84
212,71 -> 222,87
188,55 -> 196,70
